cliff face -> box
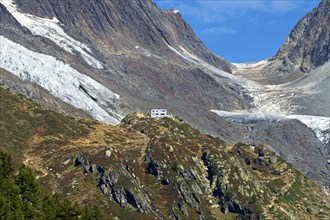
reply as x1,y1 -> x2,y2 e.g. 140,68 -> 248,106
273,0 -> 330,73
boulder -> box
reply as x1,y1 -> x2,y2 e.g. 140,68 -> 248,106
161,178 -> 170,185
62,158 -> 71,166
105,150 -> 112,157
178,199 -> 189,217
269,156 -> 278,164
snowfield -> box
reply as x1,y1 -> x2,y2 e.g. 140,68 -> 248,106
0,36 -> 122,124
1,0 -> 104,69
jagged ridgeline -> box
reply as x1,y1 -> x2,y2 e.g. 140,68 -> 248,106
0,86 -> 329,220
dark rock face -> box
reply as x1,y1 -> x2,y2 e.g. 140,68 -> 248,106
272,0 -> 330,73
74,154 -> 154,215
145,158 -> 161,178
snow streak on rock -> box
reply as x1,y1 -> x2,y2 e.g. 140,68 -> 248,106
0,36 -> 122,124
165,42 -> 263,92
1,0 -> 104,69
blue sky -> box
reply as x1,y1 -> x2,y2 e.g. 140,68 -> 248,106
153,0 -> 321,63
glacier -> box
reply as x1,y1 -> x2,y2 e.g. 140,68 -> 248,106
1,0 -> 104,69
165,43 -> 330,144
232,60 -> 268,71
0,35 -> 122,124
211,110 -> 330,145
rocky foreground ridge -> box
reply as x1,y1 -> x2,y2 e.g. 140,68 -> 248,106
1,86 -> 329,220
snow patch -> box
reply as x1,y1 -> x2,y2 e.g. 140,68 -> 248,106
211,110 -> 330,144
165,42 -> 198,64
0,35 -> 122,124
1,0 -> 103,69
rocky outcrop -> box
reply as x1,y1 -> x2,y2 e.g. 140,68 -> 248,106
201,149 -> 257,219
99,169 -> 152,214
74,153 -> 156,216
144,148 -> 205,218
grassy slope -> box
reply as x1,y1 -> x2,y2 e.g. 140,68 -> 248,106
0,86 -> 329,219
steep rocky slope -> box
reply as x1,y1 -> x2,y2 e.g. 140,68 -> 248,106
261,0 -> 330,81
1,0 -> 248,117
1,86 -> 329,219
275,0 -> 330,73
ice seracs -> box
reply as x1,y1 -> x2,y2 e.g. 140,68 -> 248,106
0,36 -> 122,124
1,0 -> 104,69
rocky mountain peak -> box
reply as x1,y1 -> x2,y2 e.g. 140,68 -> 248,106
13,0 -> 232,72
274,0 -> 330,73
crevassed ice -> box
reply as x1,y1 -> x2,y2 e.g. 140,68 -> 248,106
1,0 -> 104,69
0,35 -> 122,125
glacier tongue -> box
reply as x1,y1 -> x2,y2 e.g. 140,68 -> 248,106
1,0 -> 104,69
211,110 -> 330,145
0,35 -> 122,125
